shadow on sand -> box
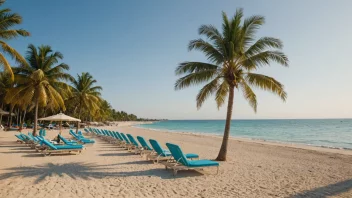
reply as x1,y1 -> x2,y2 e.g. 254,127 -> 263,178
291,179 -> 352,197
0,162 -> 204,184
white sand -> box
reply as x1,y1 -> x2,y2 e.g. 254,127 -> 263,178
0,124 -> 352,198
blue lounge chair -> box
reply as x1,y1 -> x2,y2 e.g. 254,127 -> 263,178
69,131 -> 95,144
40,139 -> 84,156
148,139 -> 199,163
165,143 -> 219,176
126,134 -> 142,153
15,134 -> 25,143
58,134 -> 78,145
120,133 -> 131,144
137,136 -> 153,156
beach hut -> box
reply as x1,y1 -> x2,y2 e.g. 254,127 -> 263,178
39,113 -> 81,134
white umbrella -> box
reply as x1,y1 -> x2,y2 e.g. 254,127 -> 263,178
39,113 -> 81,134
0,108 -> 15,116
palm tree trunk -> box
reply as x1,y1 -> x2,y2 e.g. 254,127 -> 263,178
76,102 -> 82,133
33,100 -> 39,136
16,108 -> 19,126
22,109 -> 26,128
216,85 -> 235,161
0,103 -> 3,127
8,105 -> 13,127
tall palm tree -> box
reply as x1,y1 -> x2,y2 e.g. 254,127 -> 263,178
0,0 -> 30,80
6,44 -> 73,135
175,10 -> 289,161
68,72 -> 102,131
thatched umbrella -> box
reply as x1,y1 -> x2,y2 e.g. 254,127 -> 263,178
38,113 -> 81,134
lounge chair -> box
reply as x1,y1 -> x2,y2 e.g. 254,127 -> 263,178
58,134 -> 78,145
69,131 -> 95,144
165,143 -> 219,176
15,134 -> 26,143
148,139 -> 199,163
126,134 -> 142,153
120,133 -> 135,149
40,139 -> 84,156
137,136 -> 154,156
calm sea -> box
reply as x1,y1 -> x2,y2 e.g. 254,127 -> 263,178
136,119 -> 352,149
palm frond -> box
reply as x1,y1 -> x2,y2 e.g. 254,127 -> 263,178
175,62 -> 219,75
245,73 -> 287,101
240,80 -> 257,112
188,39 -> 224,64
196,77 -> 219,109
215,80 -> 229,108
175,70 -> 218,90
245,37 -> 283,56
0,52 -> 13,80
241,50 -> 289,71
0,41 -> 27,65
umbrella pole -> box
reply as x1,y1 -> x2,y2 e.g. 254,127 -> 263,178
60,121 -> 62,135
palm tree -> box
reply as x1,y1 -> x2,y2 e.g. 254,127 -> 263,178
6,44 -> 73,135
68,72 -> 102,132
0,0 -> 30,80
175,9 -> 289,161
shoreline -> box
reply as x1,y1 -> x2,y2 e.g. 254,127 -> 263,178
130,124 -> 352,156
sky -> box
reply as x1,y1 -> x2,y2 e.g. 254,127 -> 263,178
4,0 -> 352,119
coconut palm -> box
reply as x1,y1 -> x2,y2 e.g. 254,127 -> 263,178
175,9 -> 289,161
67,72 -> 102,131
5,44 -> 73,135
0,0 -> 30,80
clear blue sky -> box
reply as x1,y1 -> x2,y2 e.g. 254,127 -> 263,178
5,0 -> 352,119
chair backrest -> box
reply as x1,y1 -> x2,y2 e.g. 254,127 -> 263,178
108,131 -> 114,137
58,134 -> 70,144
15,134 -> 24,141
120,133 -> 130,143
115,132 -> 124,140
41,139 -> 58,150
137,136 -> 152,150
69,131 -> 78,138
166,143 -> 189,166
126,134 -> 139,147
112,132 -> 119,139
149,139 -> 165,155
20,134 -> 30,141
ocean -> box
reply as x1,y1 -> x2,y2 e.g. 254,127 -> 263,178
136,119 -> 352,149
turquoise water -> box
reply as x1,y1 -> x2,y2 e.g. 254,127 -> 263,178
136,119 -> 352,149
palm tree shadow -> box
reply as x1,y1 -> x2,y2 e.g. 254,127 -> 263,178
291,179 -> 352,197
99,152 -> 132,157
0,162 -> 205,183
0,162 -> 122,184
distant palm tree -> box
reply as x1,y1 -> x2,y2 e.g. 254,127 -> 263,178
175,9 -> 289,161
6,44 -> 73,135
68,72 -> 102,131
0,0 -> 30,80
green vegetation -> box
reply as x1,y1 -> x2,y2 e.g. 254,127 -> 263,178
175,9 -> 289,161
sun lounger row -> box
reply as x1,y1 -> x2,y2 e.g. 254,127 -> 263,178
15,132 -> 84,156
89,127 -> 219,175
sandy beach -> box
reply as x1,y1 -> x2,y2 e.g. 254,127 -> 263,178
1,124 -> 352,198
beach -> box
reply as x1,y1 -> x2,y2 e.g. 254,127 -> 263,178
1,124 -> 352,198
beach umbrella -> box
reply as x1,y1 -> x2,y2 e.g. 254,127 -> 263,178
38,113 -> 81,134
0,108 -> 15,116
